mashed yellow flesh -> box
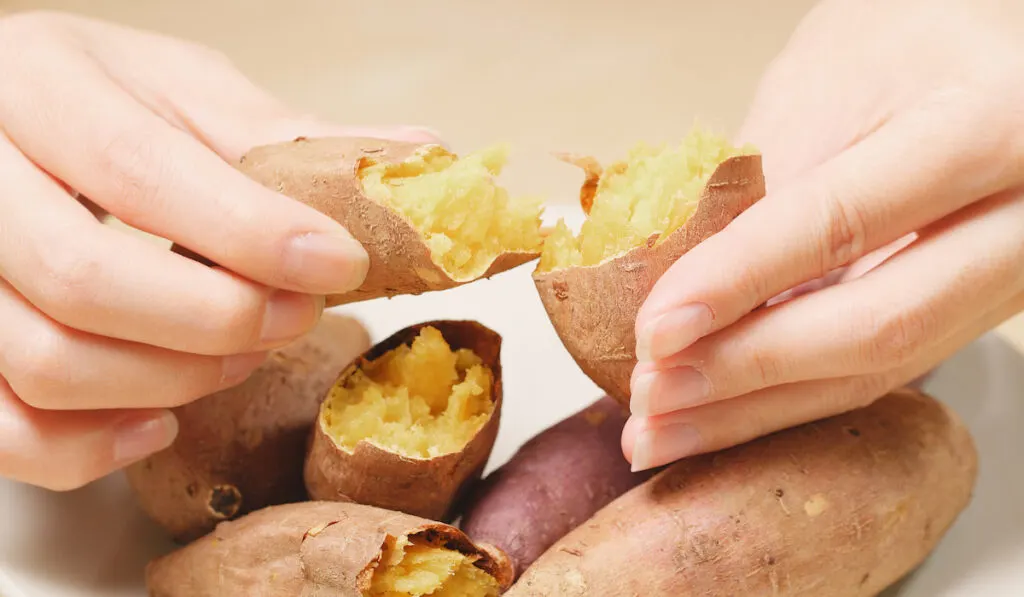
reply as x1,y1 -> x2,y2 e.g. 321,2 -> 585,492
322,326 -> 494,459
359,145 -> 544,280
368,536 -> 501,597
538,128 -> 756,272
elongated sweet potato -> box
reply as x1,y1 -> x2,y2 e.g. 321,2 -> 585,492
459,396 -> 654,577
126,312 -> 370,543
305,321 -> 503,522
508,389 -> 977,596
226,137 -> 544,306
534,128 -> 765,404
145,501 -> 515,597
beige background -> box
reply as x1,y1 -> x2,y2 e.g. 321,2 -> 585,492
4,0 -> 1023,350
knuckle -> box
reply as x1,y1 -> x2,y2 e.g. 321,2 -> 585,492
8,326 -> 73,408
33,245 -> 102,315
745,342 -> 783,389
857,305 -> 937,370
817,189 -> 869,271
734,259 -> 771,306
98,127 -> 174,220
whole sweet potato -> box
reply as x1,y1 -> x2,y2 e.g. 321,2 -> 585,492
508,389 -> 978,596
126,312 -> 370,543
459,396 -> 654,577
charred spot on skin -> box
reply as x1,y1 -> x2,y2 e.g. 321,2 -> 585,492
185,483 -> 198,498
846,427 -> 862,437
207,485 -> 243,519
774,489 -> 785,498
553,281 -> 569,301
292,136 -> 308,143
860,572 -> 870,586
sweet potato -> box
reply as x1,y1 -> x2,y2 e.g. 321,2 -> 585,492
507,389 -> 978,596
125,312 -> 370,543
305,321 -> 503,522
227,137 -> 544,306
534,128 -> 765,404
145,501 -> 515,597
459,396 -> 654,577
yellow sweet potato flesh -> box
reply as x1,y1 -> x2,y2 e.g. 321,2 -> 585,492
323,326 -> 494,458
369,536 -> 500,597
360,145 -> 544,279
538,128 -> 755,272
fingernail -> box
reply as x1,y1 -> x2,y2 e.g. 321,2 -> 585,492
630,367 -> 710,417
260,291 -> 322,347
630,423 -> 702,472
636,303 -> 714,362
284,232 -> 369,294
221,352 -> 270,385
113,411 -> 179,465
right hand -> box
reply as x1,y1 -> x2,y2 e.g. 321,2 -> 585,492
0,11 -> 440,490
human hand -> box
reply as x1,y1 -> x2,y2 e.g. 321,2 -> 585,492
624,0 -> 1024,471
0,11 -> 439,490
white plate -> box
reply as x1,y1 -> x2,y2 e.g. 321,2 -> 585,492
2,206 -> 1022,596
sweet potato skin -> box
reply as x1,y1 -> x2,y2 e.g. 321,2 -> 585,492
237,137 -> 538,307
125,313 -> 370,543
508,389 -> 978,597
145,501 -> 515,597
533,155 -> 766,404
304,320 -> 503,522
459,396 -> 654,577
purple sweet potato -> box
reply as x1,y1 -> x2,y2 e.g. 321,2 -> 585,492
458,396 -> 654,578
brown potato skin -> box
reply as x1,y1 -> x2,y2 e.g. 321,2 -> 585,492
125,313 -> 370,543
304,320 -> 503,522
237,137 -> 539,307
534,154 -> 766,404
145,501 -> 515,597
459,396 -> 655,578
507,389 -> 978,597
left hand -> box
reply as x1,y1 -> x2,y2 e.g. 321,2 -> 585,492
623,0 -> 1024,471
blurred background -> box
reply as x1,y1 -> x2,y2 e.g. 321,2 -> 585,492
4,0 -> 1023,349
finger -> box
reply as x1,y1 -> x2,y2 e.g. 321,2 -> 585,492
66,16 -> 444,161
624,289 -> 1024,471
0,31 -> 367,296
636,93 -> 1024,362
0,136 -> 320,355
0,377 -> 178,491
0,279 -> 267,410
631,191 -> 1024,416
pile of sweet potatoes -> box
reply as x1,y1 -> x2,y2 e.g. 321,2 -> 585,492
130,135 -> 978,597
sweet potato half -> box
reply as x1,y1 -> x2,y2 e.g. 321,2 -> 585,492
534,128 -> 766,403
507,389 -> 978,596
236,137 -> 544,306
459,396 -> 655,577
126,312 -> 370,543
145,501 -> 515,597
305,321 -> 503,522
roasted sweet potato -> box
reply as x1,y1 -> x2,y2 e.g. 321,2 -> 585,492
145,501 -> 515,597
125,312 -> 370,543
228,137 -> 544,306
534,128 -> 765,404
507,389 -> 978,596
305,321 -> 503,522
459,396 -> 654,577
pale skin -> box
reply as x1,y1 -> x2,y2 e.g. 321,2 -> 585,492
626,0 -> 1024,470
0,11 -> 438,490
1,0 -> 1021,490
